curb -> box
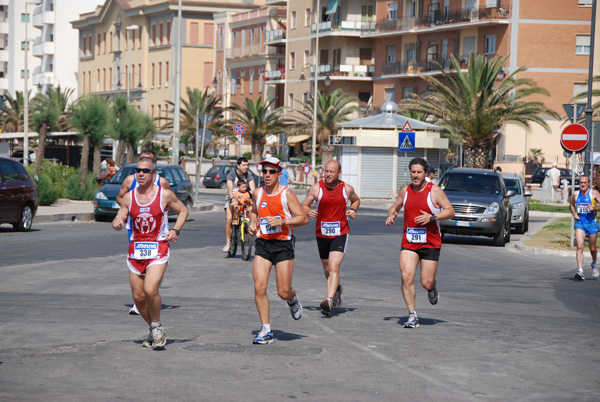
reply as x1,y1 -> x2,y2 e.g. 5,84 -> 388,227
512,241 -> 575,257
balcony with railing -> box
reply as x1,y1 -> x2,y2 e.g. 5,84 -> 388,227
265,29 -> 286,45
312,20 -> 376,36
228,44 -> 283,60
264,68 -> 285,82
381,55 -> 483,77
310,64 -> 375,80
373,5 -> 509,35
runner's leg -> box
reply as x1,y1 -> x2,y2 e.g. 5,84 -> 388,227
575,228 -> 586,269
253,255 -> 273,325
225,206 -> 233,248
588,232 -> 598,265
274,259 -> 296,303
130,271 -> 151,326
143,263 -> 167,323
420,259 -> 439,292
323,251 -> 344,299
399,250 -> 420,312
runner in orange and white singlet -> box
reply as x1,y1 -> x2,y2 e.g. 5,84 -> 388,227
113,157 -> 188,349
386,157 -> 454,329
247,157 -> 308,345
302,160 -> 360,317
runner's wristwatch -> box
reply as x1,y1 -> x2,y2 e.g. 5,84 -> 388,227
172,229 -> 180,236
430,215 -> 438,222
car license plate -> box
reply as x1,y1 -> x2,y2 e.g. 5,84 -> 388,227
455,221 -> 471,227
112,202 -> 119,209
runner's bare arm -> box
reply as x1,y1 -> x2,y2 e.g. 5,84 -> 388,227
159,176 -> 171,190
116,175 -> 134,205
386,186 -> 407,226
346,183 -> 361,220
113,192 -> 131,230
163,189 -> 188,243
266,190 -> 308,228
301,183 -> 319,219
248,188 -> 260,235
570,192 -> 580,220
415,186 -> 455,225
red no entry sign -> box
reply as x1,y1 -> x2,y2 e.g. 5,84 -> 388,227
560,123 -> 589,153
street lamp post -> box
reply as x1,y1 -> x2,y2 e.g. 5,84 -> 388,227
126,25 -> 139,102
311,3 -> 321,179
23,0 -> 41,166
173,0 -> 183,164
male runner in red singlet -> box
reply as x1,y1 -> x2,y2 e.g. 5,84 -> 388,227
248,157 -> 308,344
112,157 -> 189,349
386,157 -> 454,328
302,160 -> 360,316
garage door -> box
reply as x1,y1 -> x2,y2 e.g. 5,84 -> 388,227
361,148 -> 394,198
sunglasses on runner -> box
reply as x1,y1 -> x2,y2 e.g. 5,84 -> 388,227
263,169 -> 279,175
135,168 -> 154,174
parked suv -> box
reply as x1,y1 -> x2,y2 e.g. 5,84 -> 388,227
438,168 -> 515,246
0,157 -> 38,231
94,164 -> 193,221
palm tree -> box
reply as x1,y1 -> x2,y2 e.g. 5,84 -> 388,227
164,87 -> 223,155
228,97 -> 290,161
69,95 -> 110,186
403,53 -> 560,168
31,89 -> 60,173
1,91 -> 28,133
51,86 -> 76,132
124,108 -> 156,165
295,88 -> 360,165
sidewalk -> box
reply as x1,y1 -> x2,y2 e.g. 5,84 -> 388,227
35,198 -> 214,224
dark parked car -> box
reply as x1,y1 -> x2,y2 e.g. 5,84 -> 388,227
0,156 -> 38,231
202,164 -> 263,189
438,168 -> 515,247
530,167 -> 579,188
94,164 -> 193,221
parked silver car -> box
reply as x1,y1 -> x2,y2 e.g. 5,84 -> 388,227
502,173 -> 532,234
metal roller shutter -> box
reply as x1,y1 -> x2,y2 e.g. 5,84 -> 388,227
397,149 -> 424,189
361,148 -> 395,198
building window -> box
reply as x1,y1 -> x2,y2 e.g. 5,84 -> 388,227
152,63 -> 155,87
291,11 -> 297,29
573,82 -> 587,98
138,64 -> 142,85
484,35 -> 496,55
304,50 -> 310,68
159,23 -> 163,46
362,5 -> 374,22
88,36 -> 92,56
259,67 -> 263,93
158,62 -> 162,86
103,33 -> 107,53
21,13 -> 30,23
241,30 -> 246,56
165,62 -> 169,86
407,1 -> 417,17
388,2 -> 398,21
190,22 -> 199,45
218,26 -> 224,51
289,92 -> 294,108
387,45 -> 396,63
290,51 -> 296,69
158,105 -> 161,125
166,22 -> 171,44
20,41 -> 30,50
405,43 -> 415,62
250,28 -> 254,54
110,32 -> 113,52
217,70 -> 222,95
20,70 -> 30,78
103,68 -> 106,91
305,8 -> 311,26
303,92 -> 309,110
576,35 -> 591,55
259,27 -> 264,53
579,0 -> 593,6
82,71 -> 86,93
152,25 -> 156,46
463,36 -> 476,57
139,26 -> 143,48
97,34 -> 101,55
82,36 -> 87,55
129,30 -> 134,50
385,87 -> 395,102
250,67 -> 254,93
403,86 -> 417,99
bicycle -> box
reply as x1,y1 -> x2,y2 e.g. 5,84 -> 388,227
228,202 -> 253,261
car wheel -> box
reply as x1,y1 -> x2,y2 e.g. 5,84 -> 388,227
95,214 -> 106,222
523,214 -> 529,233
505,218 -> 511,243
218,181 -> 227,189
493,221 -> 507,247
13,205 -> 33,232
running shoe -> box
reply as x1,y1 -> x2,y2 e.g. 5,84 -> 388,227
289,298 -> 303,320
332,284 -> 343,309
427,287 -> 439,305
592,263 -> 599,279
320,298 -> 333,316
252,327 -> 274,345
575,269 -> 585,281
403,313 -> 419,328
142,328 -> 153,348
151,325 -> 166,349
129,304 -> 140,315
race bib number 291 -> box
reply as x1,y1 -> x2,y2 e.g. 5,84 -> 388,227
407,228 -> 427,243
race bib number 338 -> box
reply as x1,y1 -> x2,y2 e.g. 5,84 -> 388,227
407,228 -> 427,243
133,242 -> 159,259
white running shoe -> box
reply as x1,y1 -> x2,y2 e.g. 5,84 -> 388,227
152,325 -> 166,349
592,263 -> 599,279
289,298 -> 302,320
142,328 -> 153,348
129,304 -> 140,315
575,269 -> 585,281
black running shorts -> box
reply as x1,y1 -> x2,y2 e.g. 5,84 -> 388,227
255,237 -> 295,264
401,247 -> 441,261
316,234 -> 348,260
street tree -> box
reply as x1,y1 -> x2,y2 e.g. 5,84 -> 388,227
295,88 -> 359,165
31,89 -> 60,173
1,91 -> 28,133
403,53 -> 559,168
69,95 -> 110,186
228,97 -> 290,161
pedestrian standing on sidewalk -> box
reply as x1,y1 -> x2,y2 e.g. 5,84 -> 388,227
248,157 -> 308,344
570,175 -> 600,281
385,157 -> 454,328
302,160 -> 360,316
112,157 -> 188,349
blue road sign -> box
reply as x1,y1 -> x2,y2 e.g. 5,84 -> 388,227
398,131 -> 416,152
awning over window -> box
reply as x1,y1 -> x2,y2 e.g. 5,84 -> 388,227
287,134 -> 310,145
326,0 -> 338,15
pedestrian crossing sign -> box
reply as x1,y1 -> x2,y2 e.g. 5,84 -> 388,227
398,131 -> 415,152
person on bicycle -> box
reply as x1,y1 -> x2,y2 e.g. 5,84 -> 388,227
232,180 -> 252,224
224,157 -> 256,253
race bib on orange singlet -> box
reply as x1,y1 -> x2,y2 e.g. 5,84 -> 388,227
133,242 -> 159,259
321,221 -> 341,236
260,217 -> 282,235
407,228 -> 427,243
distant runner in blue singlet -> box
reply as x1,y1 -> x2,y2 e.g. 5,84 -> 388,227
570,175 -> 600,281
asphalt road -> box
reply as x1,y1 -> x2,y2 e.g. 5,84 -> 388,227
1,208 -> 599,401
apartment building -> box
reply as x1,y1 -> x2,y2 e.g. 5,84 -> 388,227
0,0 -> 98,100
72,0 -> 260,132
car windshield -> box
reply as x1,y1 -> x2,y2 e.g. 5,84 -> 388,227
206,166 -> 220,176
440,174 -> 500,194
503,178 -> 521,195
109,166 -> 136,184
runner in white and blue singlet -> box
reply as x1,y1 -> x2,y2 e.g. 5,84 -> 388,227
570,175 -> 600,281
